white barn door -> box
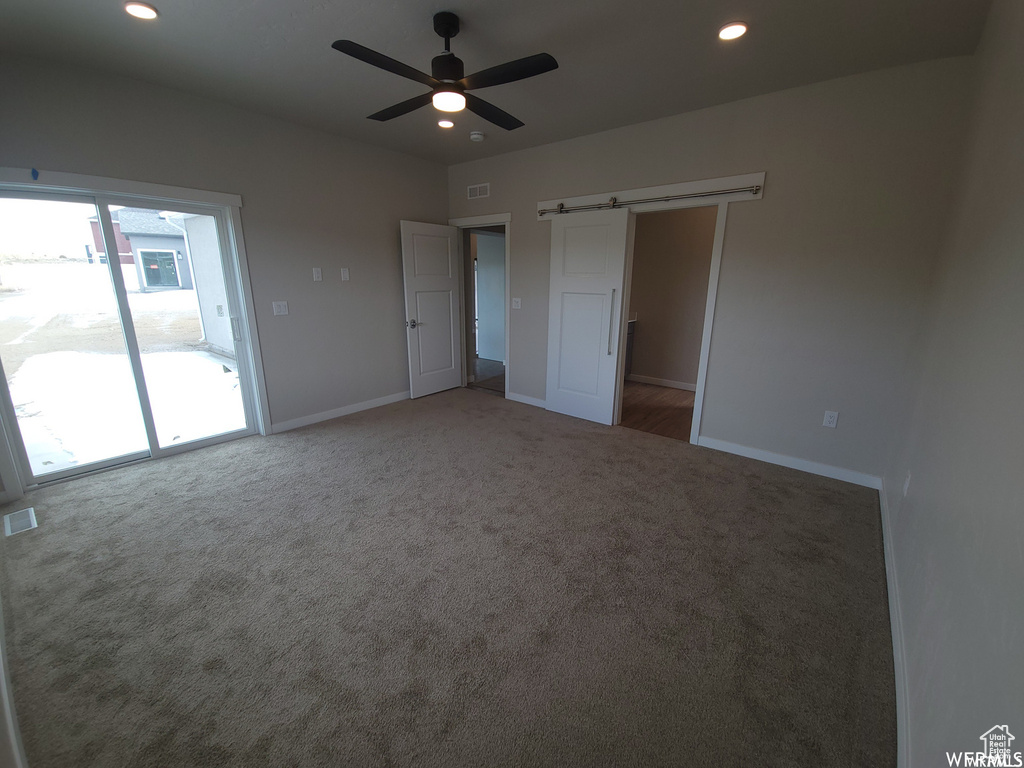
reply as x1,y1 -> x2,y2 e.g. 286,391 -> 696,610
545,208 -> 633,424
400,221 -> 462,399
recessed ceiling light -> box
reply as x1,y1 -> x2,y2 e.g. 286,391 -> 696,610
438,119 -> 454,128
718,22 -> 747,40
125,2 -> 159,20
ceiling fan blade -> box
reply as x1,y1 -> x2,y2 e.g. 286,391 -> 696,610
465,93 -> 524,131
460,53 -> 558,91
367,92 -> 433,121
332,40 -> 439,88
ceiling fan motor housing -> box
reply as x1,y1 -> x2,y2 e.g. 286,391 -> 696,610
431,53 -> 464,82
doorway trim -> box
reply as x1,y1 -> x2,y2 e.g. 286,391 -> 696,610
536,172 -> 765,443
0,167 -> 271,500
449,213 -> 511,400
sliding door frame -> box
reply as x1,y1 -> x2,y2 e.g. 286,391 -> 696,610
0,168 -> 270,500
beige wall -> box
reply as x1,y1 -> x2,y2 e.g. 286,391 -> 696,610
0,54 -> 448,427
627,208 -> 717,387
474,232 -> 506,363
449,57 -> 973,476
882,0 -> 1024,761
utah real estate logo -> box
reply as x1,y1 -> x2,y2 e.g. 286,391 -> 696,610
947,725 -> 1022,767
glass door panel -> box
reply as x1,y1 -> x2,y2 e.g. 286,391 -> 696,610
0,198 -> 149,478
110,206 -> 247,448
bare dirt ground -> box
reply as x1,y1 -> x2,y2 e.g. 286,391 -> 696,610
0,261 -> 204,378
0,313 -> 203,378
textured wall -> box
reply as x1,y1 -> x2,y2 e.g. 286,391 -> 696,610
882,0 -> 1024,763
628,207 -> 718,387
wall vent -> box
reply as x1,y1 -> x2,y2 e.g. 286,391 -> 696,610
467,183 -> 490,200
4,507 -> 37,536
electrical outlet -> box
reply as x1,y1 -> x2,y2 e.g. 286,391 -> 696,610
341,268 -> 350,281
512,297 -> 522,309
312,267 -> 322,282
216,304 -> 224,317
903,472 -> 911,497
272,301 -> 289,316
823,410 -> 839,428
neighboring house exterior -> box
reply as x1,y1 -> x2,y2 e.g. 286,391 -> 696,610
90,207 -> 194,291
87,208 -> 233,356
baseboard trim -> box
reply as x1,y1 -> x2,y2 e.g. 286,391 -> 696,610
626,375 -> 696,391
878,483 -> 910,768
696,437 -> 883,489
270,391 -> 410,433
506,391 -> 546,409
0,586 -> 29,768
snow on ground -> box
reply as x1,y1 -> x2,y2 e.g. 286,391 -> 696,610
1,261 -> 246,478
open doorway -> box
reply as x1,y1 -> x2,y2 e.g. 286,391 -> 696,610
462,226 -> 506,397
620,206 -> 718,443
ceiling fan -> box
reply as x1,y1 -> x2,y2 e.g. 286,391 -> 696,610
332,12 -> 558,131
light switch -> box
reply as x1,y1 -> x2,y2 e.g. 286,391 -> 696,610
272,301 -> 289,316
512,298 -> 522,309
312,268 -> 322,282
341,268 -> 350,281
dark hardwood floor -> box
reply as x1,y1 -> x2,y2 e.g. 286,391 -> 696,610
468,357 -> 505,395
619,381 -> 694,442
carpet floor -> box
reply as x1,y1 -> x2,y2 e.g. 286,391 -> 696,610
0,388 -> 895,767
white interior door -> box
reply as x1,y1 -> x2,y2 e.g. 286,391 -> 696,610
546,208 -> 633,425
400,220 -> 462,399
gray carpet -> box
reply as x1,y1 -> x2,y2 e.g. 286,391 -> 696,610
0,388 -> 895,767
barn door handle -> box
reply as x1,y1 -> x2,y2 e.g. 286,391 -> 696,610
607,288 -> 616,355
407,319 -> 419,329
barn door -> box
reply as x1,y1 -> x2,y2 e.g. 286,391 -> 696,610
545,208 -> 633,425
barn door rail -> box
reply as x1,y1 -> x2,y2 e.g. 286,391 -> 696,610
538,185 -> 761,216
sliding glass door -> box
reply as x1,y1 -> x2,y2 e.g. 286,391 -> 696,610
106,205 -> 248,449
0,192 -> 256,486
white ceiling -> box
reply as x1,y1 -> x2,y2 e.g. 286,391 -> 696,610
0,0 -> 992,165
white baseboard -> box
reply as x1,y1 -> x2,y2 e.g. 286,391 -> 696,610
626,375 -> 696,391
696,436 -> 883,489
270,391 -> 410,433
878,482 -> 910,768
506,391 -> 546,409
0,587 -> 29,768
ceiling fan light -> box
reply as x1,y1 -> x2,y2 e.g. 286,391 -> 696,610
125,2 -> 159,19
718,22 -> 747,40
432,90 -> 466,113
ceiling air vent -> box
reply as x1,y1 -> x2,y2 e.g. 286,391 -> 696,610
4,507 -> 38,536
467,183 -> 490,200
